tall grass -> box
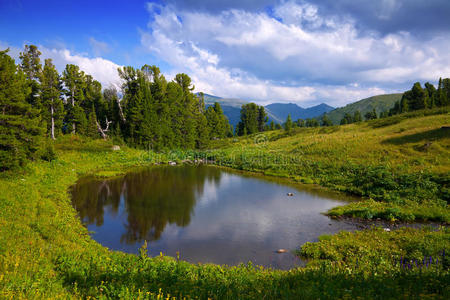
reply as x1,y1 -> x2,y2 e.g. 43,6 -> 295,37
0,111 -> 449,298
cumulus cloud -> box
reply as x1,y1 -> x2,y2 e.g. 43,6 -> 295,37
140,1 -> 450,106
0,41 -> 122,90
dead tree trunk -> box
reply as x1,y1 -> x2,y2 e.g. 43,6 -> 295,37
96,117 -> 112,140
50,104 -> 55,140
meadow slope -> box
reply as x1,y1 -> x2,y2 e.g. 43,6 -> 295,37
208,108 -> 450,222
0,111 -> 449,298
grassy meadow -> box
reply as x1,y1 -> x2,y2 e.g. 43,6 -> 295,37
207,108 -> 450,223
0,110 -> 449,298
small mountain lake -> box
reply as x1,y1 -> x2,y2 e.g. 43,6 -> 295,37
71,165 -> 360,269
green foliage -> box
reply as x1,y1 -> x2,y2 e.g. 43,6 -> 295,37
284,114 -> 293,133
300,227 -> 450,275
390,79 -> 450,116
0,139 -> 448,299
321,114 -> 333,126
0,49 -> 44,171
40,58 -> 64,139
237,103 -> 267,136
208,110 -> 450,222
40,140 -> 57,162
325,93 -> 403,125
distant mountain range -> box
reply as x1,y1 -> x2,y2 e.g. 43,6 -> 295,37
322,93 -> 403,124
198,92 -> 403,127
199,93 -> 334,127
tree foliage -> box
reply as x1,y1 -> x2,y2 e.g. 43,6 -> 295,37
0,49 -> 44,170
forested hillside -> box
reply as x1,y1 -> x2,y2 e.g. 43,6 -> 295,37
323,93 -> 402,124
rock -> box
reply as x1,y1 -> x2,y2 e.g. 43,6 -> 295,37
384,228 -> 391,232
112,145 -> 121,151
286,193 -> 294,196
168,161 -> 177,166
276,249 -> 288,253
181,159 -> 193,164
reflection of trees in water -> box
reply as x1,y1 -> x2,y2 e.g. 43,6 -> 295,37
71,176 -> 122,226
71,166 -> 222,245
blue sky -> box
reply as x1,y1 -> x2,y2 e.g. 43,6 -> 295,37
1,0 -> 450,107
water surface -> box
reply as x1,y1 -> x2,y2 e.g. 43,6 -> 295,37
72,165 -> 359,269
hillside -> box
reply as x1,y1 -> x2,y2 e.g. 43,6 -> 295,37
199,93 -> 334,127
265,103 -> 334,123
324,93 -> 403,124
209,108 -> 450,222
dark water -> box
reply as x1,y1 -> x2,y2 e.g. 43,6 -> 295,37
71,165 -> 359,269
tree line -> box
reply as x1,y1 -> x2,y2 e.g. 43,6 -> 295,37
0,45 -> 231,170
389,79 -> 450,115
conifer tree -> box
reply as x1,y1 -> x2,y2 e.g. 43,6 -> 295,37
408,82 -> 429,110
40,59 -> 64,139
322,114 -> 333,126
0,49 -> 44,170
62,64 -> 86,134
284,114 -> 293,133
353,110 -> 362,122
86,105 -> 99,139
19,45 -> 42,107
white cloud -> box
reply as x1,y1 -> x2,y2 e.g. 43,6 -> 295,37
139,1 -> 450,106
0,41 -> 122,90
41,47 -> 122,89
89,37 -> 110,56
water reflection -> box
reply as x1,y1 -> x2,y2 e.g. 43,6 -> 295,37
72,165 -> 359,269
72,166 -> 222,243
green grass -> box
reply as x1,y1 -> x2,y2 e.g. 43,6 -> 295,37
207,108 -> 450,222
1,112 -> 449,298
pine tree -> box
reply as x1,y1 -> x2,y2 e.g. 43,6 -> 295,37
296,119 -> 305,127
19,45 -> 42,107
322,115 -> 333,126
237,103 -> 260,136
62,64 -> 86,134
364,108 -> 377,120
0,49 -> 44,170
353,110 -> 362,122
40,59 -> 64,139
340,113 -> 353,125
86,105 -> 99,139
409,82 -> 429,110
257,106 -> 267,132
284,114 -> 293,133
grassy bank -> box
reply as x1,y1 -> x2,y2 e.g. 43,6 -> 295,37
0,128 -> 449,298
207,108 -> 450,222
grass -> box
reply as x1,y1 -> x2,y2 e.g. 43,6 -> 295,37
206,108 -> 450,222
0,111 -> 449,298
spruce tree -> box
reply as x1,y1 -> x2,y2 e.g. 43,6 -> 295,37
40,59 -> 64,139
284,114 -> 293,133
62,64 -> 86,134
19,45 -> 42,107
322,115 -> 333,126
409,82 -> 429,110
86,105 -> 99,139
0,49 -> 44,170
353,110 -> 362,122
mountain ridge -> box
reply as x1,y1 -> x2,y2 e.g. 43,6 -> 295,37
198,93 -> 335,126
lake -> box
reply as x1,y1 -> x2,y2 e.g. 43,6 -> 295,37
71,165 -> 359,269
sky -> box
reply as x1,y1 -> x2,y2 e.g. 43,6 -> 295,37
1,0 -> 450,107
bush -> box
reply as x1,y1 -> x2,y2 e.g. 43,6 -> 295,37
40,142 -> 57,161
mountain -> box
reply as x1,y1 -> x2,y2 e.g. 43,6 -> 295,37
265,103 -> 334,123
199,93 -> 334,127
323,93 -> 403,124
200,93 -> 246,127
